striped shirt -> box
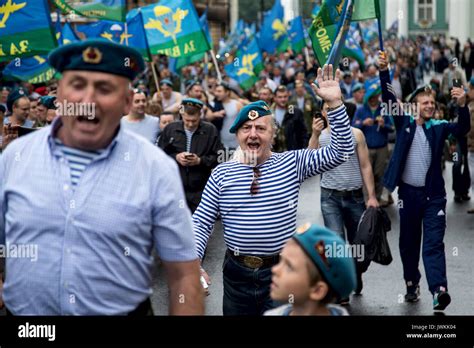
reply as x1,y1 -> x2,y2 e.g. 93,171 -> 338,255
402,124 -> 432,187
185,129 -> 194,152
319,129 -> 363,191
193,104 -> 354,258
54,139 -> 103,187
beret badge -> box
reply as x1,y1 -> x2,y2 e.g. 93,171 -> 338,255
83,47 -> 103,64
248,110 -> 259,120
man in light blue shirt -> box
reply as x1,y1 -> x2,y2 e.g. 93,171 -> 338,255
0,39 -> 204,315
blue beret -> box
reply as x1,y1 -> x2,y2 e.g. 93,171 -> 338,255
352,83 -> 364,93
292,223 -> 357,299
38,96 -> 57,110
6,87 -> 28,112
185,79 -> 201,90
406,84 -> 433,103
181,98 -> 204,110
159,79 -> 173,87
363,81 -> 381,104
48,39 -> 145,81
229,100 -> 272,133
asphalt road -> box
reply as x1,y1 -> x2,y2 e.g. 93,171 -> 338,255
151,162 -> 474,316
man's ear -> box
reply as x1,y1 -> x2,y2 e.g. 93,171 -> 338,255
123,88 -> 133,115
309,280 -> 329,302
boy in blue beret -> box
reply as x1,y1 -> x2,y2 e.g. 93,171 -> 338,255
265,223 -> 356,316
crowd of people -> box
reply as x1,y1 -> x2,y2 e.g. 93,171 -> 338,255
0,30 -> 472,316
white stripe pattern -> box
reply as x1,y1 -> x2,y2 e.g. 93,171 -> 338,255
192,104 -> 354,258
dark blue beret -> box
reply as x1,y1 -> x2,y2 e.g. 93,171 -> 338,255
38,96 -> 57,110
6,87 -> 28,112
181,98 -> 204,110
159,79 -> 173,87
406,85 -> 434,103
229,100 -> 272,133
49,39 -> 145,81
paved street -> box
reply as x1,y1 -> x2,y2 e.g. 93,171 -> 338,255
151,162 -> 474,315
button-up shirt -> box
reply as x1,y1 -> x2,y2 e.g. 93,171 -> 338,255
0,117 -> 196,315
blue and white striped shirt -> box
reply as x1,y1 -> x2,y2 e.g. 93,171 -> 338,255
0,117 -> 197,315
193,104 -> 354,258
402,124 -> 432,187
185,129 -> 194,153
55,138 -> 102,187
319,129 -> 363,191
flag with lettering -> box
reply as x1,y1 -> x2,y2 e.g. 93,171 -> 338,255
259,0 -> 287,53
2,20 -> 78,83
309,0 -> 377,67
53,0 -> 126,22
0,0 -> 57,62
172,10 -> 212,71
140,0 -> 210,58
288,16 -> 305,53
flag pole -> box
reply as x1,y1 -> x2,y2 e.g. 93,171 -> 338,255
375,0 -> 384,51
210,49 -> 223,83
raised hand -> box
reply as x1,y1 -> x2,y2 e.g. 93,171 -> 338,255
311,64 -> 343,108
378,51 -> 389,71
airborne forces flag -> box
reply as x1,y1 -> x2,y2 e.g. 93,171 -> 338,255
0,0 -> 57,62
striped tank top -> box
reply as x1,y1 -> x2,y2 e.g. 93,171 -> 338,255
319,128 -> 362,191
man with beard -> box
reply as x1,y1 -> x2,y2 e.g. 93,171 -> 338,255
379,51 -> 470,311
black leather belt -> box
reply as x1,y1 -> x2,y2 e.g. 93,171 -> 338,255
321,187 -> 363,198
227,249 -> 280,269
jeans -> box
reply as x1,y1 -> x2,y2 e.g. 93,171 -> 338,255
222,251 -> 278,316
320,187 -> 366,243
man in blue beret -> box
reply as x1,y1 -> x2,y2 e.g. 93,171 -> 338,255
194,64 -> 355,315
0,39 -> 204,315
159,98 -> 223,213
35,96 -> 57,128
379,51 -> 471,310
2,88 -> 35,150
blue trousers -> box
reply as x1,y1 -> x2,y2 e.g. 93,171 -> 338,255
398,182 -> 448,294
222,251 -> 277,316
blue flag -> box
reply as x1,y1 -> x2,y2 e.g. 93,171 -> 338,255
0,0 -> 57,62
312,4 -> 321,17
343,36 -> 364,69
288,16 -> 305,53
76,13 -> 151,61
259,0 -> 287,53
140,0 -> 210,58
225,36 -> 263,91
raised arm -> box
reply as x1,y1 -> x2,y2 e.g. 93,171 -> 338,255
296,64 -> 354,182
378,51 -> 408,131
445,87 -> 471,138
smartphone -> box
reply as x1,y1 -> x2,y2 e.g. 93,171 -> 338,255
452,79 -> 462,88
184,153 -> 194,160
313,112 -> 328,130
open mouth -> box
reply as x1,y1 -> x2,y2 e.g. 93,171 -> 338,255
247,142 -> 260,151
77,115 -> 100,124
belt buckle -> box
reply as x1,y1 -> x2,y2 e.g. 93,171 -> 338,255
243,255 -> 263,268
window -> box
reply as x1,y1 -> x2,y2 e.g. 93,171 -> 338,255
415,0 -> 437,24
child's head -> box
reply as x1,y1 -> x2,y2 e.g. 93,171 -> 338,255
271,224 -> 356,305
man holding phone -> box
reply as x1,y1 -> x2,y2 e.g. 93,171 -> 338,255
159,98 -> 223,212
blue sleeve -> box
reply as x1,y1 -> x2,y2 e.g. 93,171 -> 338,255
352,106 -> 364,129
380,69 -> 410,131
445,105 -> 471,139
